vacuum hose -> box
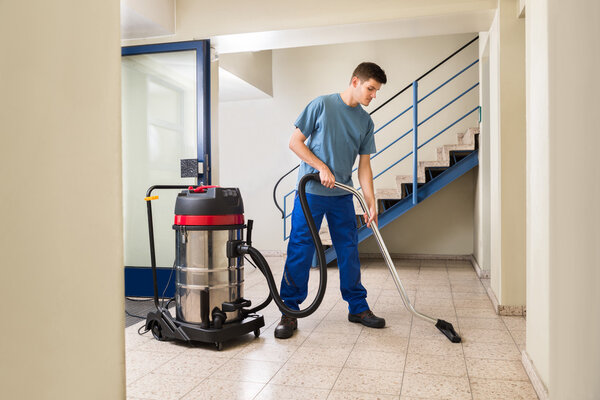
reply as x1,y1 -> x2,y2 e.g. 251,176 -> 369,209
239,173 -> 327,318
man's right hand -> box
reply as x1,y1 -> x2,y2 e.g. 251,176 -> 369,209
319,167 -> 335,189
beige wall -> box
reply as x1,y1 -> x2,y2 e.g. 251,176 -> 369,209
486,0 -> 526,306
525,0 -> 550,387
474,33 -> 491,274
526,0 -> 600,397
220,51 -> 273,96
218,34 -> 479,252
0,1 -> 124,399
360,170 -> 475,255
547,0 -> 599,397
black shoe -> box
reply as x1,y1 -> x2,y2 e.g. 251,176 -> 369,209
274,316 -> 297,339
348,310 -> 385,328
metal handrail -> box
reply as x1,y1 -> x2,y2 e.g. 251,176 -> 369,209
273,36 -> 479,219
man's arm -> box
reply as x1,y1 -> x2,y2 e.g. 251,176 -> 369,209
357,154 -> 377,227
289,127 -> 335,188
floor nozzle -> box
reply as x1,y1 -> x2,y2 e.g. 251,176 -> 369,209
435,319 -> 461,343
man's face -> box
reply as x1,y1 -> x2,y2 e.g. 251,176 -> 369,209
353,77 -> 382,106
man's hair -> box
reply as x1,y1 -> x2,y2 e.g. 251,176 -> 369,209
351,62 -> 387,85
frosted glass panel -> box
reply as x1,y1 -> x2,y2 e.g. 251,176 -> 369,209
122,50 -> 197,267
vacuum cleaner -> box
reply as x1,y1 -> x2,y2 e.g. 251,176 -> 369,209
143,173 -> 460,350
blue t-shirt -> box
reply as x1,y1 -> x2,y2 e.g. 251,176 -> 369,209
295,93 -> 376,196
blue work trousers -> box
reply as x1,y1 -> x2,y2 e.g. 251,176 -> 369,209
280,193 -> 369,314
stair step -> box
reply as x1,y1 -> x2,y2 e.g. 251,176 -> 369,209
457,127 -> 479,145
375,188 -> 402,199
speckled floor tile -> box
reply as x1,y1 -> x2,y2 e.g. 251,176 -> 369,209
127,372 -> 202,400
303,331 -> 361,347
158,352 -> 228,378
327,390 -> 398,400
455,306 -> 498,318
401,372 -> 471,399
416,289 -> 453,299
502,316 -> 526,331
210,358 -> 284,383
333,368 -> 403,395
181,378 -> 264,400
355,333 -> 409,353
288,344 -> 354,367
453,298 -> 495,309
257,326 -> 312,346
459,327 -> 513,344
358,322 -> 411,338
126,350 -> 178,385
458,316 -> 505,330
404,353 -> 467,377
408,337 -> 464,357
135,338 -> 188,355
470,377 -> 539,399
466,358 -> 529,381
510,329 -> 526,345
462,341 -> 521,360
451,284 -> 487,294
345,348 -> 406,371
254,383 -> 329,400
235,342 -> 298,362
124,256 -> 538,400
271,363 -> 341,389
452,291 -> 491,301
313,319 -> 364,334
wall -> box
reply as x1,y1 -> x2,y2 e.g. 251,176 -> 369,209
486,0 -> 526,307
525,0 -> 550,388
0,1 -> 124,399
474,33 -> 491,274
218,33 -> 479,252
360,170 -> 475,255
527,0 -> 600,396
220,51 -> 273,96
546,0 -> 600,397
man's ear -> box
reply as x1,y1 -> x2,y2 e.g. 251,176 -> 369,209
351,76 -> 360,88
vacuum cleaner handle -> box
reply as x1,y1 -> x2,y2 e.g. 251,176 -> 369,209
329,180 -> 461,343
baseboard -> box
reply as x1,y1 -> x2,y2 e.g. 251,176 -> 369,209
522,350 -> 549,400
470,254 -> 490,278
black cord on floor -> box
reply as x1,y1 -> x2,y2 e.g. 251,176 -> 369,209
138,323 -> 150,335
245,255 -> 258,269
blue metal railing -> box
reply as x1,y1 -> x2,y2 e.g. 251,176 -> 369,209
279,37 -> 480,240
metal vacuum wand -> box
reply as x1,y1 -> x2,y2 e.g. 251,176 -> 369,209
332,180 -> 461,343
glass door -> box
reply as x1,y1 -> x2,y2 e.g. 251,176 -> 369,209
121,42 -> 210,285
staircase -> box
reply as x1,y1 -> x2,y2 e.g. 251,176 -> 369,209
273,36 -> 481,263
320,127 -> 479,258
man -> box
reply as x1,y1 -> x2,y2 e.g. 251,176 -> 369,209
275,62 -> 387,339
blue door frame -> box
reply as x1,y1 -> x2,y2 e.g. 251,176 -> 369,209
122,40 -> 211,297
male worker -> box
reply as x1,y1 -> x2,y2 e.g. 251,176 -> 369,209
275,62 -> 387,339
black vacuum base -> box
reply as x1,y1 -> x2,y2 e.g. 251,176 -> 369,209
145,309 -> 265,350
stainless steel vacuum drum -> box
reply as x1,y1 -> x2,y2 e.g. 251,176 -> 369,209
172,186 -> 245,326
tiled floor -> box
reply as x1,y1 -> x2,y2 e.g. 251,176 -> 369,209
125,257 -> 537,399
